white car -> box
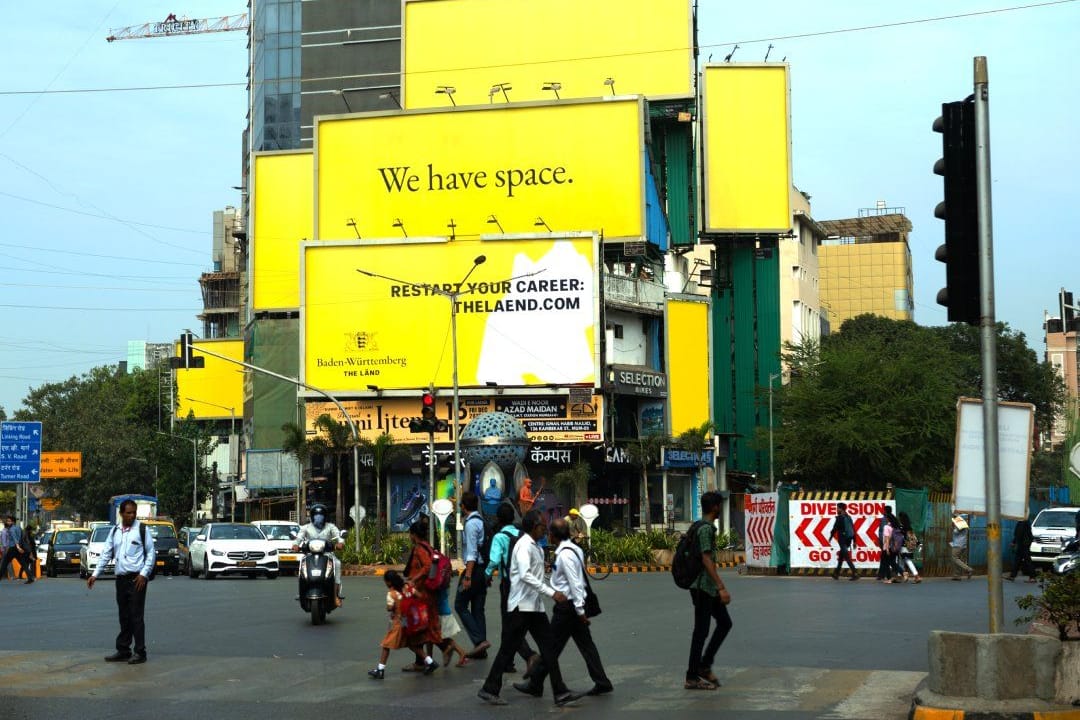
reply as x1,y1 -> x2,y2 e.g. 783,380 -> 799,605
251,521 -> 301,574
188,522 -> 278,579
1029,506 -> 1080,565
79,524 -> 115,579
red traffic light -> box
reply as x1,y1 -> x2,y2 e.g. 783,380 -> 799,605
421,392 -> 436,420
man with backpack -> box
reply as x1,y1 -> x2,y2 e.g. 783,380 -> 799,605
485,502 -> 540,677
456,491 -> 490,659
830,503 -> 858,581
87,499 -> 156,664
678,491 -> 733,691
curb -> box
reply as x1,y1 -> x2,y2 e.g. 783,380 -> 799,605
341,560 -> 744,577
910,705 -> 1080,719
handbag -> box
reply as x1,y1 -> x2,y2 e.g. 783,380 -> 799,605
583,575 -> 601,618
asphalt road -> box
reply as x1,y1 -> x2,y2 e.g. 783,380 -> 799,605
0,569 -> 1037,719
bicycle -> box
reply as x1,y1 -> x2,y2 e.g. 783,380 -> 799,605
579,539 -> 611,580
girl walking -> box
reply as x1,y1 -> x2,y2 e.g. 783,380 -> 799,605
368,570 -> 438,679
897,512 -> 921,584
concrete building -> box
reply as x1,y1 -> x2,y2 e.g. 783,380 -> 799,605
818,204 -> 914,327
1044,290 -> 1079,447
781,190 -> 827,347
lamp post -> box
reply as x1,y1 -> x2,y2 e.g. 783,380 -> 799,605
158,432 -> 198,524
768,373 -> 781,492
185,397 -> 238,521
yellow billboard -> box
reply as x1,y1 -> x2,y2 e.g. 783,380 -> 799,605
402,0 -> 693,109
252,151 -> 313,310
702,64 -> 792,234
306,394 -> 603,444
174,339 -> 245,420
302,234 -> 600,393
315,98 -> 645,241
666,297 -> 710,434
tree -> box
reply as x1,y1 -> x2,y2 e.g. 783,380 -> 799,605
626,431 -> 670,532
675,420 -> 715,491
357,432 -> 410,547
553,460 -> 591,509
772,315 -> 1065,491
310,414 -> 354,528
281,421 -> 317,511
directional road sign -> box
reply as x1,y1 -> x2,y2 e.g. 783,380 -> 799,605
0,421 -> 43,483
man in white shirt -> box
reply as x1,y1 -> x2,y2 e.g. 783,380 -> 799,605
477,510 -> 583,707
525,518 -> 612,696
87,500 -> 156,664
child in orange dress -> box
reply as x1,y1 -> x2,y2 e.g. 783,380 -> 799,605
368,570 -> 429,679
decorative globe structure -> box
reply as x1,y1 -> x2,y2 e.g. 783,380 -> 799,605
460,411 -> 530,472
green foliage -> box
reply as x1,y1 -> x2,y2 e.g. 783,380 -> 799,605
772,316 -> 1065,491
625,431 -> 671,533
1015,571 -> 1080,641
640,529 -> 679,551
339,525 -> 411,566
589,529 -> 653,563
716,529 -> 743,550
552,461 -> 591,508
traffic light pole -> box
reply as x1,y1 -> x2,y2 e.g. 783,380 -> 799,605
974,56 -> 1004,634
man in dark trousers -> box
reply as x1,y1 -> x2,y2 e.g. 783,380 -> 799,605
830,502 -> 858,580
477,510 -> 582,707
519,517 -> 612,696
456,491 -> 490,658
1007,514 -> 1036,583
0,516 -> 33,583
87,500 -> 156,664
684,491 -> 734,690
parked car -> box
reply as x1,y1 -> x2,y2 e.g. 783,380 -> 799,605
43,527 -> 90,577
79,524 -> 115,579
142,520 -> 181,576
188,523 -> 279,579
251,521 -> 301,574
177,526 -> 202,575
1029,506 -> 1080,565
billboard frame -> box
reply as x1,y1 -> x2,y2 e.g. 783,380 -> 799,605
298,231 -> 602,399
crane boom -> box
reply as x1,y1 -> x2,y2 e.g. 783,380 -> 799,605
106,13 -> 248,42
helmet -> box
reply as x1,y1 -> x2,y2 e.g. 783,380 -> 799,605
309,504 -> 328,528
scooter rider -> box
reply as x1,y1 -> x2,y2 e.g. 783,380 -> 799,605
294,504 -> 345,607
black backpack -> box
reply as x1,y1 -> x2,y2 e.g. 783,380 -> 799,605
497,526 -> 527,592
468,513 -> 496,567
672,520 -> 708,589
109,522 -> 156,581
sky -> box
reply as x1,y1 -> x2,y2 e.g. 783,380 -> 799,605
1,1 -> 1078,415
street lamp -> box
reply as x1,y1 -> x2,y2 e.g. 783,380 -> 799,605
186,397 -> 238,521
768,373 -> 781,491
157,432 -> 198,524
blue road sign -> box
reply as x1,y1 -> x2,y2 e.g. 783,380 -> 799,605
0,421 -> 43,483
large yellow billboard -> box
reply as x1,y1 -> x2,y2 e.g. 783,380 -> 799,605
315,98 -> 645,241
402,0 -> 693,109
174,339 -> 244,420
301,234 -> 600,393
702,64 -> 792,234
252,151 -> 313,310
666,297 -> 710,434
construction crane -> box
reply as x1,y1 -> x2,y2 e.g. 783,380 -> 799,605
106,13 -> 248,42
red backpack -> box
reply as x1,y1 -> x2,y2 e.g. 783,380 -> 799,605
399,584 -> 429,634
424,543 -> 453,592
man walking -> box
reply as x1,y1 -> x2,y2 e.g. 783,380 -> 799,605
484,502 -> 539,677
0,516 -> 32,583
685,491 -> 733,690
530,517 -> 612,696
0,518 -> 12,580
829,502 -> 858,580
87,499 -> 156,664
456,491 -> 490,659
477,510 -> 582,707
1007,513 -> 1036,583
950,510 -> 973,581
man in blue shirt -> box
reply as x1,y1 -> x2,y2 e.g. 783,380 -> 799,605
87,500 -> 156,664
457,491 -> 490,658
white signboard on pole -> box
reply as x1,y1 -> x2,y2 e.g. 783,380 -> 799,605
952,398 -> 1033,520
788,497 -> 894,569
743,492 -> 777,568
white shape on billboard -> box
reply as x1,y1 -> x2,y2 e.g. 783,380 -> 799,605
953,398 -> 1034,520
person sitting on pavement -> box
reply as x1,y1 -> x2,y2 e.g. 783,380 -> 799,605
293,503 -> 345,606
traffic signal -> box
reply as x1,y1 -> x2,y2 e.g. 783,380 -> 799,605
170,331 -> 205,369
409,391 -> 444,433
1061,289 -> 1076,331
933,98 -> 980,325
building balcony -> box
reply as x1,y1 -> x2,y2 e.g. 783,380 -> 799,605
603,272 -> 666,315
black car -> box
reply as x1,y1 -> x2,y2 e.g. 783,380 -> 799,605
143,521 -> 181,576
44,528 -> 90,577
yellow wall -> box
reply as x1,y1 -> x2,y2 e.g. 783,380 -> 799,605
315,98 -> 645,241
702,64 -> 792,233
174,339 -> 245,420
819,242 -> 914,326
402,0 -> 693,109
666,297 -> 710,434
252,151 -> 313,310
